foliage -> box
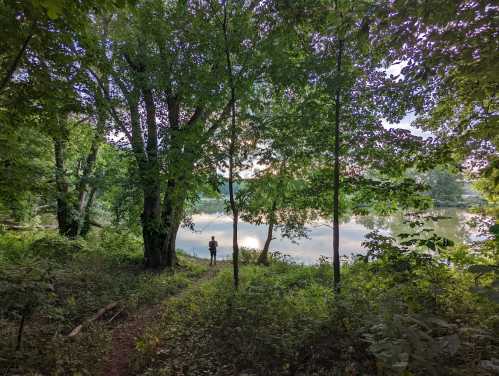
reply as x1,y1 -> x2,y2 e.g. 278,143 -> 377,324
134,234 -> 498,375
0,230 -> 207,374
0,0 -> 497,374
423,167 -> 465,207
238,169 -> 315,241
383,0 -> 498,200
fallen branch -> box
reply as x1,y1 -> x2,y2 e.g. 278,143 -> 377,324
68,302 -> 118,337
107,306 -> 126,324
1,223 -> 57,231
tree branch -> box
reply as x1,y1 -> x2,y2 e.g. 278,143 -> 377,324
186,106 -> 205,127
86,67 -> 133,143
205,98 -> 233,137
0,33 -> 33,94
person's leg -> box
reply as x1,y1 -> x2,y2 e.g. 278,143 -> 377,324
210,251 -> 214,266
214,251 -> 216,265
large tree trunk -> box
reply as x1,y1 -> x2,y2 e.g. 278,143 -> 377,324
142,192 -> 163,268
332,38 -> 343,292
140,87 -> 165,269
160,179 -> 186,269
54,133 -> 78,237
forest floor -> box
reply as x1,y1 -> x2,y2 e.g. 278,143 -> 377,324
103,263 -> 226,376
1,231 -> 497,376
0,230 -> 226,375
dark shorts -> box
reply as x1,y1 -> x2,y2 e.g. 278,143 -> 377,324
209,249 -> 216,256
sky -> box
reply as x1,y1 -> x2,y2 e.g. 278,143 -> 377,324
382,112 -> 432,139
381,62 -> 432,139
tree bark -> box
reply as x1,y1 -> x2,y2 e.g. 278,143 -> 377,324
161,179 -> 186,269
73,110 -> 106,236
333,37 -> 343,292
121,87 -> 163,269
258,221 -> 274,266
229,152 -> 239,288
53,131 -> 78,237
141,174 -> 162,268
80,186 -> 96,237
141,87 -> 164,268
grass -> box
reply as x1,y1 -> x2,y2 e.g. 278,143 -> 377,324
0,228 -> 208,375
0,231 -> 497,375
133,252 -> 499,376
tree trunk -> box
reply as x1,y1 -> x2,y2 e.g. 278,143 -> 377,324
258,221 -> 274,266
142,188 -> 163,268
161,179 -> 186,269
333,38 -> 343,292
162,218 -> 180,268
54,134 -> 78,237
80,186 -> 96,237
228,97 -> 239,287
134,87 -> 165,269
223,0 -> 240,289
73,112 -> 105,236
229,170 -> 239,288
258,200 -> 276,266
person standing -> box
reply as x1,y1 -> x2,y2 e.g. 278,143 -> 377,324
209,236 -> 218,266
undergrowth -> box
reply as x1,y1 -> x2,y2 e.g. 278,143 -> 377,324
0,229 -> 207,375
134,247 -> 498,376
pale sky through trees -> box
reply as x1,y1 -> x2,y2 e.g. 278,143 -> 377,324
382,62 -> 432,139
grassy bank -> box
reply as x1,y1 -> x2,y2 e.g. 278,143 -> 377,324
0,229 -> 208,375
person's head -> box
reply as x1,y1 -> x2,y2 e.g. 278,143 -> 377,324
211,236 -> 215,240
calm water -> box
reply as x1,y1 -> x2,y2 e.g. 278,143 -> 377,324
176,208 -> 481,264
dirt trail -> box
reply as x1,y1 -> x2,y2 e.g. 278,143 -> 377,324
102,263 -> 224,376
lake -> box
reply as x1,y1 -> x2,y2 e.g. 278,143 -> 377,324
176,208 -> 482,264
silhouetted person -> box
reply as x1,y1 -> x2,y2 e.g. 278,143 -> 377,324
209,236 -> 218,266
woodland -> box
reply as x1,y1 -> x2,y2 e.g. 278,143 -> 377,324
0,0 -> 498,375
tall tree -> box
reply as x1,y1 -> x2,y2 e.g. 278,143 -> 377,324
87,0 -> 247,268
332,0 -> 344,290
221,0 -> 240,288
384,0 -> 498,235
271,0 -> 431,289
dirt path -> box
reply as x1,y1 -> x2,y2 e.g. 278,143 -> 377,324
102,263 -> 224,376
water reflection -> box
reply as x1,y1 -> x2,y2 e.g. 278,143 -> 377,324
176,208 -> 479,264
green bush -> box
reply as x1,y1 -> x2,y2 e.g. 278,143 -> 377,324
29,234 -> 85,262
